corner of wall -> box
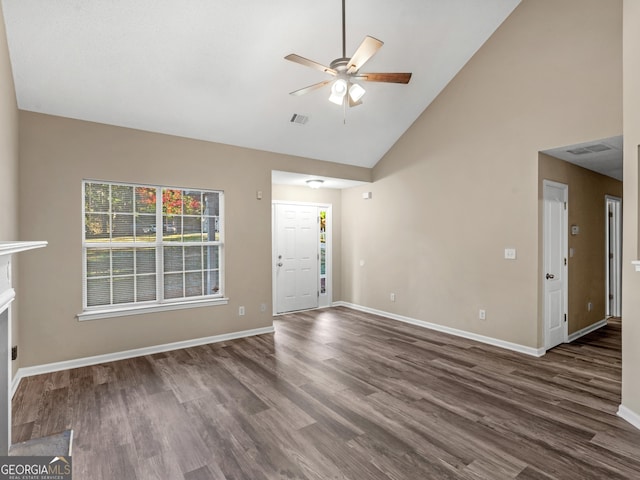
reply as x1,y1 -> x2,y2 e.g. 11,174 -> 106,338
0,0 -> 21,379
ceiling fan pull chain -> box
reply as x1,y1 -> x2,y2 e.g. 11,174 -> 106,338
343,97 -> 347,125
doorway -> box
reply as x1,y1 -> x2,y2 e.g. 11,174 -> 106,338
543,180 -> 569,350
605,195 -> 622,317
272,202 -> 332,314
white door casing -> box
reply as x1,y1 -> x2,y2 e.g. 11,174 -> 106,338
543,180 -> 568,350
274,203 -> 319,313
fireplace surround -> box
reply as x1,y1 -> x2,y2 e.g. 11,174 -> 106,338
0,241 -> 62,456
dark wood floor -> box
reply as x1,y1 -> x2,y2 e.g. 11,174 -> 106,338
12,307 -> 640,479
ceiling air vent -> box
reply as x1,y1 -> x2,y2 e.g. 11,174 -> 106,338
566,143 -> 613,155
290,113 -> 309,125
566,147 -> 591,155
585,143 -> 612,153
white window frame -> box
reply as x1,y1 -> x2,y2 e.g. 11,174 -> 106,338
78,180 -> 228,321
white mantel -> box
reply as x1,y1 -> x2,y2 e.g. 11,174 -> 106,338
0,240 -> 47,456
0,241 -> 47,312
0,241 -> 48,257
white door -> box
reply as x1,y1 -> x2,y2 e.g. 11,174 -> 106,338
274,204 -> 319,313
543,180 -> 568,350
605,196 -> 622,317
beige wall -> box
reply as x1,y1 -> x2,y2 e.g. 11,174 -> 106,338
538,154 -> 623,334
17,112 -> 369,367
0,3 -> 21,376
272,184 -> 343,302
341,0 -> 622,349
621,0 -> 640,418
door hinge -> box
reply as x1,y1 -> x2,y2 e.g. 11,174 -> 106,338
317,291 -> 320,298
609,211 -> 613,218
564,313 -> 567,322
564,202 -> 567,210
609,253 -> 614,259
564,258 -> 567,266
609,294 -> 614,300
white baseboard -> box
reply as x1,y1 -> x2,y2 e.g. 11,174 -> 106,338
11,325 -> 275,398
618,405 -> 640,431
567,318 -> 608,343
332,302 -> 545,357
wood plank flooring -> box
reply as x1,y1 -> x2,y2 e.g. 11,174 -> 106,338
12,308 -> 640,479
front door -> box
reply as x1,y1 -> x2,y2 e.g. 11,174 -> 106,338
543,180 -> 568,350
274,203 -> 319,313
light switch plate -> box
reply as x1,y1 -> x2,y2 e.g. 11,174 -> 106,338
504,248 -> 517,260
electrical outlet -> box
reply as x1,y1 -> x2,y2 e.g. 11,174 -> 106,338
239,306 -> 245,316
390,293 -> 396,302
11,345 -> 17,361
587,302 -> 593,312
260,303 -> 267,312
479,309 -> 486,320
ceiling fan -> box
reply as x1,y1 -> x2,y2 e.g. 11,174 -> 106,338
284,0 -> 412,108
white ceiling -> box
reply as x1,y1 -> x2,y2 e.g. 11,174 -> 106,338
542,135 -> 623,181
1,0 -> 521,169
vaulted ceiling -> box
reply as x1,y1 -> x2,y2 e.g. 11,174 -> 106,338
2,0 -> 521,168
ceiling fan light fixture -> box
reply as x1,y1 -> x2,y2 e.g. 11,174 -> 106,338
284,0 -> 412,113
348,82 -> 365,102
329,78 -> 348,105
306,179 -> 324,189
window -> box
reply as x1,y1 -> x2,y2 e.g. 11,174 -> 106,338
81,181 -> 224,319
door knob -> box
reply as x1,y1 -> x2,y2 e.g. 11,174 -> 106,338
546,273 -> 555,279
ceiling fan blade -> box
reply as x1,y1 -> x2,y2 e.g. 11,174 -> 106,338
346,36 -> 383,74
284,54 -> 337,76
289,80 -> 332,96
356,72 -> 412,84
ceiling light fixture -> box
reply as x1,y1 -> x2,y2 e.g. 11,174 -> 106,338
328,77 -> 365,106
329,78 -> 348,105
306,179 -> 324,189
348,82 -> 365,102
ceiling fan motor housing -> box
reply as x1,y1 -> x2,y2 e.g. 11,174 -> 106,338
330,58 -> 351,73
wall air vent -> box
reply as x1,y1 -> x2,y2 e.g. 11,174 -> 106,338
290,113 -> 309,125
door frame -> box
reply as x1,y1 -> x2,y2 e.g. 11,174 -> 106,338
272,201 -> 332,314
542,180 -> 569,350
605,195 -> 622,317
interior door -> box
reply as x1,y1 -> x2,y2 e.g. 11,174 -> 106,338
543,181 -> 568,350
274,203 -> 319,313
606,196 -> 622,317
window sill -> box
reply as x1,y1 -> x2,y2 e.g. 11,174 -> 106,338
77,297 -> 229,321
